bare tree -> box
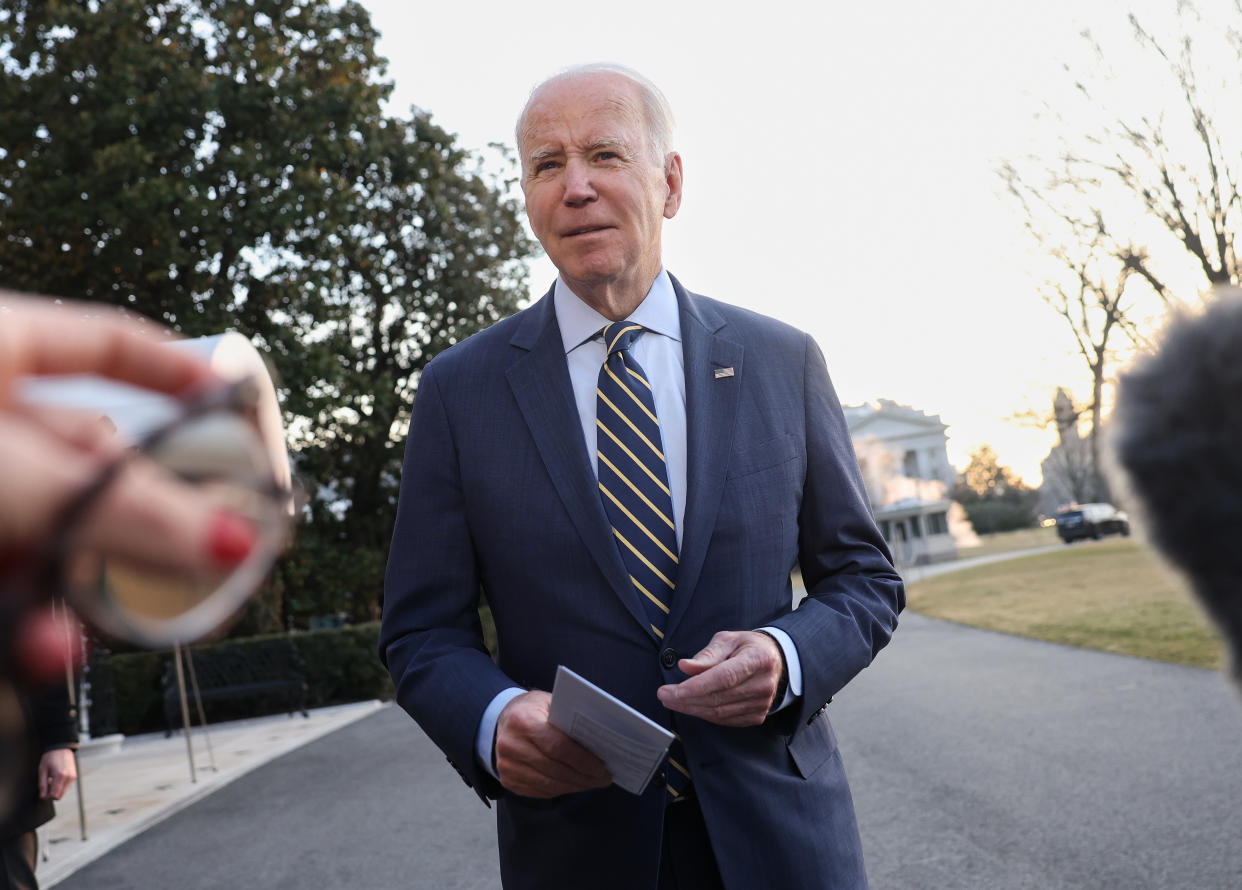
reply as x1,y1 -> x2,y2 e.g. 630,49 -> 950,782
1043,6 -> 1242,293
1002,3 -> 1241,490
1000,168 -> 1147,494
1091,12 -> 1241,289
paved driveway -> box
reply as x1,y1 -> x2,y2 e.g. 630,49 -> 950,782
56,611 -> 1242,890
834,612 -> 1242,890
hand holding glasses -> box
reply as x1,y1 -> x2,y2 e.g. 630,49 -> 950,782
29,376 -> 293,647
0,292 -> 294,814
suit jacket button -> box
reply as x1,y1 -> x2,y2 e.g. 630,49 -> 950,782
652,771 -> 667,788
660,648 -> 677,669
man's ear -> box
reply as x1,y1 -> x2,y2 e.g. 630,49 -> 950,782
663,152 -> 684,219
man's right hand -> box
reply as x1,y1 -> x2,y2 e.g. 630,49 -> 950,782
494,690 -> 611,798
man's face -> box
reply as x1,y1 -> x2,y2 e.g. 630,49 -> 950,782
519,73 -> 682,309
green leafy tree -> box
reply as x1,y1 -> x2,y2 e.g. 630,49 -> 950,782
0,0 -> 533,627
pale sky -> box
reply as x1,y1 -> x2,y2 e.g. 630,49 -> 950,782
362,0 -> 1192,485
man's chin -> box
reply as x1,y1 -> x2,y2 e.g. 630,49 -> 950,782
555,259 -> 625,291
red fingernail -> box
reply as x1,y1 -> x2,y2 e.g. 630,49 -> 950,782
209,511 -> 257,566
15,609 -> 82,688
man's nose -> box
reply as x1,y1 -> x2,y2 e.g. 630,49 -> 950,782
562,158 -> 597,206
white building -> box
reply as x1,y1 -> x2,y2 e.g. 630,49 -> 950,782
845,400 -> 958,565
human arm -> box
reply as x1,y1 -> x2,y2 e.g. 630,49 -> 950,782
764,333 -> 904,725
659,331 -> 901,728
383,358 -> 612,799
380,361 -> 531,798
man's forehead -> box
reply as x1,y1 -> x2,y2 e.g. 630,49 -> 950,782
520,75 -> 646,150
530,71 -> 642,111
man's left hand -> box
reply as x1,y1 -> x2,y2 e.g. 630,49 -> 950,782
656,630 -> 785,726
38,748 -> 77,801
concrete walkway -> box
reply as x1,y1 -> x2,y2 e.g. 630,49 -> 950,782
901,543 -> 1066,583
794,543 -> 1067,605
38,700 -> 383,888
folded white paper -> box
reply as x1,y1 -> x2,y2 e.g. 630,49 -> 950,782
548,665 -> 674,795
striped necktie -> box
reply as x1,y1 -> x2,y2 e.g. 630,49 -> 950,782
595,321 -> 691,800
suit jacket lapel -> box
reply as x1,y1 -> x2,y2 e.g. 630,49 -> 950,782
667,276 -> 744,637
505,289 -> 653,635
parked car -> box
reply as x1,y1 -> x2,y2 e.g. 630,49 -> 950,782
1055,503 -> 1131,543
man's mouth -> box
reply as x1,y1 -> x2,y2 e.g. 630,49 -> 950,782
564,225 -> 612,237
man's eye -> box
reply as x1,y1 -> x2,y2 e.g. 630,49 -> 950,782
596,151 -> 618,162
535,160 -> 559,173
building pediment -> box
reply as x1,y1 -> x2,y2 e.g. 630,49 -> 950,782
845,400 -> 948,438
849,413 -> 947,440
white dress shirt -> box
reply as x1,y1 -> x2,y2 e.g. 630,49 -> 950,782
473,271 -> 801,778
556,270 -> 688,545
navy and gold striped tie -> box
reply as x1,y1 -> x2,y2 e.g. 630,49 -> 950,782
595,321 -> 691,800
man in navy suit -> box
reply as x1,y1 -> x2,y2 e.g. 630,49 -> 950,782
381,64 -> 904,890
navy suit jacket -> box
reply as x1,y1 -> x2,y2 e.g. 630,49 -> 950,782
381,276 -> 904,890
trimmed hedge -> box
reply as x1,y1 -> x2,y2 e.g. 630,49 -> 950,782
105,622 -> 394,736
961,500 -> 1038,535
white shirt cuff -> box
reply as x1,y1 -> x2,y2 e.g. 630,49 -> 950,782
758,626 -> 803,712
475,687 -> 526,780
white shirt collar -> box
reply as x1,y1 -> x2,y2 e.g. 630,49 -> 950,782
554,268 -> 682,355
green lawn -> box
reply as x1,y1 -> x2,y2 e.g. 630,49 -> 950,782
907,539 -> 1223,669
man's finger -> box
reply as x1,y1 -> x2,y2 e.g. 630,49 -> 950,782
657,661 -> 762,713
506,735 -> 610,796
677,631 -> 745,677
502,723 -> 609,788
539,727 -> 611,781
663,659 -> 745,702
657,676 -> 775,726
656,631 -> 784,725
501,761 -> 607,798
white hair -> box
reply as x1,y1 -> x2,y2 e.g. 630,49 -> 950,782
515,63 -> 676,169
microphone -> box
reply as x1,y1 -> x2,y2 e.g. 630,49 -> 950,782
1112,289 -> 1242,688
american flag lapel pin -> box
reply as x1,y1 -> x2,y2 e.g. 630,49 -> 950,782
713,366 -> 735,379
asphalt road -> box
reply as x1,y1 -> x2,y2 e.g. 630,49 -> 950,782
834,612 -> 1242,890
56,705 -> 501,890
58,613 -> 1242,890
